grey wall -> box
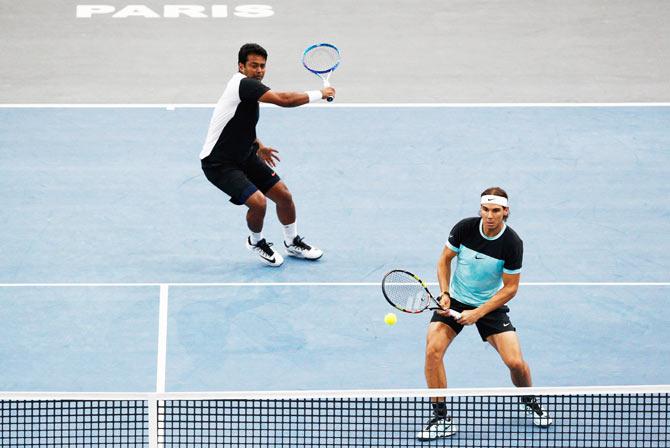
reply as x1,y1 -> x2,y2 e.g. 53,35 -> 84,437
1,0 -> 668,103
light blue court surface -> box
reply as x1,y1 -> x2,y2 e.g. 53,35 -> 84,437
0,106 -> 669,392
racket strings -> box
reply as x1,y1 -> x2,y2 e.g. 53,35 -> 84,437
383,272 -> 431,312
303,47 -> 339,72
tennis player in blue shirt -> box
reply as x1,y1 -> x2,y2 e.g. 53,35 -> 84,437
417,187 -> 553,441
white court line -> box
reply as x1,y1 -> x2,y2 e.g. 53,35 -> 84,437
1,103 -> 670,109
0,281 -> 668,287
156,284 -> 168,393
150,284 -> 169,448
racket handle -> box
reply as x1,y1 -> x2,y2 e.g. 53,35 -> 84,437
448,309 -> 462,320
322,79 -> 334,102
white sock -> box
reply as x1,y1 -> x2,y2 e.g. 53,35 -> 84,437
283,222 -> 298,245
250,231 -> 263,245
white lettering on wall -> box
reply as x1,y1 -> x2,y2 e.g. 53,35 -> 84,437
211,5 -> 228,18
76,4 -> 274,18
233,5 -> 273,18
164,5 -> 208,18
112,5 -> 161,18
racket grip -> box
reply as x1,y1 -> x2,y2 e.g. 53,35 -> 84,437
322,79 -> 334,102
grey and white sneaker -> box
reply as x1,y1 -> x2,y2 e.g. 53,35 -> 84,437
246,237 -> 284,267
284,235 -> 323,260
520,395 -> 553,427
416,416 -> 457,441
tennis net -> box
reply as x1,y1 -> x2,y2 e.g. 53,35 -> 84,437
1,385 -> 668,447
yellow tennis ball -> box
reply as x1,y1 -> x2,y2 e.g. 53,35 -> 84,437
384,312 -> 397,326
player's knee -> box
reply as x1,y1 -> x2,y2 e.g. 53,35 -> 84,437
275,187 -> 293,207
246,193 -> 267,211
283,189 -> 294,205
425,342 -> 446,366
506,357 -> 527,373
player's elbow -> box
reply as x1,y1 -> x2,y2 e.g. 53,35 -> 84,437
505,285 -> 519,298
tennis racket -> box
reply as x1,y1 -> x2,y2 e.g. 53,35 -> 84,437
302,43 -> 340,102
382,269 -> 462,319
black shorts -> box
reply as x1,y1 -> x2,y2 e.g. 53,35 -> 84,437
202,145 -> 281,205
431,298 -> 516,341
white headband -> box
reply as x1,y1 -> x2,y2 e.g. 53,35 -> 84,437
481,195 -> 508,207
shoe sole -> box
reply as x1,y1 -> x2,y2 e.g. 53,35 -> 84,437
286,250 -> 323,260
519,404 -> 553,427
416,426 -> 457,441
258,257 -> 283,267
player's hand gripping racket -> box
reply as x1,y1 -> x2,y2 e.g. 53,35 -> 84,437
382,270 -> 462,318
302,43 -> 340,102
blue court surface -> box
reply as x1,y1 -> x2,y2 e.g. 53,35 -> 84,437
0,106 -> 669,392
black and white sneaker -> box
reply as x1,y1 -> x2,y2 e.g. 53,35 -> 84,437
246,237 -> 284,267
416,415 -> 457,441
284,235 -> 323,260
520,395 -> 553,427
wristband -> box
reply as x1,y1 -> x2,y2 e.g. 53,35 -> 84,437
441,291 -> 450,298
306,90 -> 322,103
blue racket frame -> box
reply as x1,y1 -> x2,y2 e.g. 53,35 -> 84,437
302,43 -> 341,74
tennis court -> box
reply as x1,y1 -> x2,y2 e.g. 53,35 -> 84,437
1,1 -> 669,446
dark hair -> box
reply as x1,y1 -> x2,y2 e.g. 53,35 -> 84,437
238,43 -> 267,64
481,186 -> 508,199
480,186 -> 510,221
